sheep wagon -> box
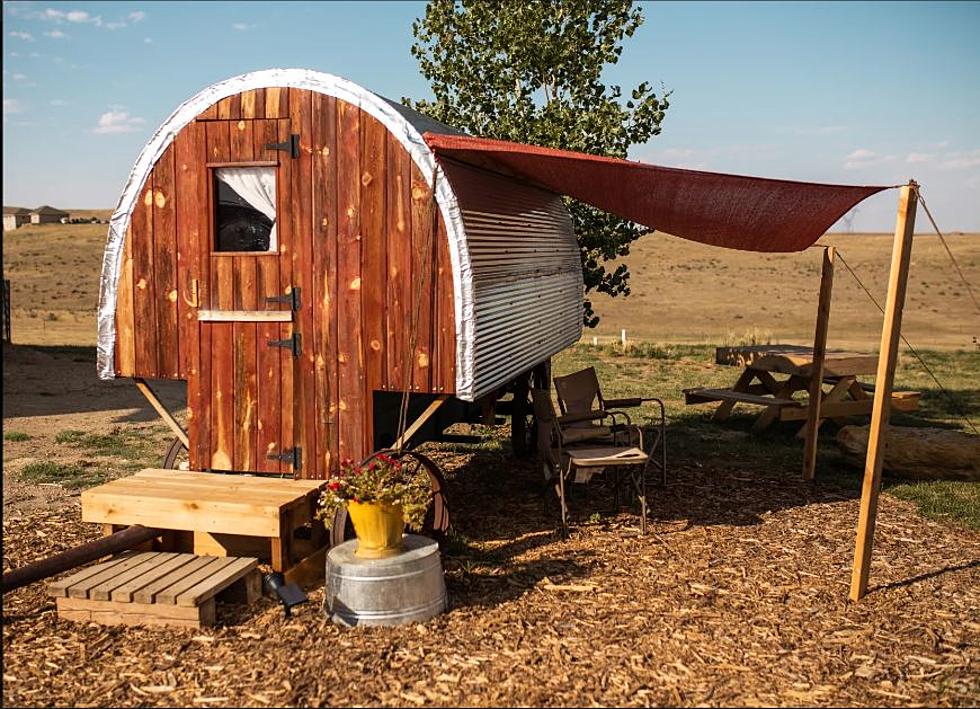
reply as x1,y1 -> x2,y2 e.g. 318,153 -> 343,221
97,69 -> 582,499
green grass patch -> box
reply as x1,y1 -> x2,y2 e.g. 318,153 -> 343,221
54,427 -> 158,470
4,431 -> 31,442
54,429 -> 85,444
18,461 -> 111,490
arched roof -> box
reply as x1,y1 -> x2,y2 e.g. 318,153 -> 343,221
97,69 -> 482,396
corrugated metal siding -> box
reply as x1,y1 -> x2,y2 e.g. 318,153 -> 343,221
441,160 -> 583,399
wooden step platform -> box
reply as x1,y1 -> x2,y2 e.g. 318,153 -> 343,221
81,469 -> 328,583
47,552 -> 260,628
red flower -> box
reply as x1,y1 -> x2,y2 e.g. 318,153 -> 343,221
328,481 -> 340,491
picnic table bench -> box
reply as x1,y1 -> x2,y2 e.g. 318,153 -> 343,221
684,344 -> 920,433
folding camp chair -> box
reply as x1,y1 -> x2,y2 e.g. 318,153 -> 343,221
553,366 -> 668,485
531,388 -> 651,537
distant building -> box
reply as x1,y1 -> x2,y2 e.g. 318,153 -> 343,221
30,205 -> 69,225
3,207 -> 31,232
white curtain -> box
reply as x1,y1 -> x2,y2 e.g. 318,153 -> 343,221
216,167 -> 277,249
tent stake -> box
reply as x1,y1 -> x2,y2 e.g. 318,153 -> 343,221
802,245 -> 835,480
849,181 -> 917,601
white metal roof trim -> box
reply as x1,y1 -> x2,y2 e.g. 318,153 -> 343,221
96,68 -> 477,400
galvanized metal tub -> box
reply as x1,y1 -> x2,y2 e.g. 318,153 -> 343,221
325,534 -> 447,627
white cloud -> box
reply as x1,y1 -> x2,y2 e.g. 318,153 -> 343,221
843,148 -> 895,170
940,149 -> 980,170
129,11 -> 146,22
232,22 -> 252,31
12,72 -> 27,81
30,51 -> 41,57
906,152 -> 933,164
44,29 -> 68,38
9,31 -> 34,41
50,99 -> 68,106
92,109 -> 146,134
9,51 -> 20,57
65,10 -> 91,22
143,37 -> 152,44
44,8 -> 65,20
104,21 -> 126,30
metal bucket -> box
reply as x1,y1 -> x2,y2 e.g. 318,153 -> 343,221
325,534 -> 447,627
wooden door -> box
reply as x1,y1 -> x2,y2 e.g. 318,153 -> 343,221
196,117 -> 301,475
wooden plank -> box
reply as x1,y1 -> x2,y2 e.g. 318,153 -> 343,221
131,468 -> 325,492
264,87 -> 285,119
131,184 -> 158,377
82,477 -> 298,506
65,552 -> 163,599
206,160 -> 279,168
152,143 -> 180,378
336,99 -> 363,463
135,378 -> 189,448
82,492 -> 281,537
216,94 -> 241,121
89,553 -> 180,601
256,259 -> 283,474
275,118 -> 296,475
197,310 -> 293,322
850,183 -> 917,602
156,557 -> 236,604
233,322 -> 257,471
47,553 -> 137,598
312,92 -> 339,476
289,88 -> 318,478
56,596 -> 209,628
175,121 -> 206,381
197,101 -> 218,121
685,387 -> 803,408
132,555 -> 215,604
803,247 -> 836,480
114,226 -> 137,376
391,395 -> 449,450
384,134 -> 412,391
230,118 -> 255,164
110,554 -> 201,602
780,393 -> 921,422
210,322 -> 235,470
361,113 -> 386,453
409,161 -> 434,392
240,89 -> 258,120
283,546 -> 327,589
435,220 -> 456,393
174,556 -> 257,607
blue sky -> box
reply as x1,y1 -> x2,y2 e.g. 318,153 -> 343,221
3,0 -> 979,231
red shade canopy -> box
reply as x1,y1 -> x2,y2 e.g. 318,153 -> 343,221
424,133 -> 890,253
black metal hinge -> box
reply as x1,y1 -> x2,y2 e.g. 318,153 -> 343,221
267,332 -> 302,357
265,286 -> 301,311
267,446 -> 302,471
265,134 -> 300,159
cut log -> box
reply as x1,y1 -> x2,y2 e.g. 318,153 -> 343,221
837,425 -> 980,481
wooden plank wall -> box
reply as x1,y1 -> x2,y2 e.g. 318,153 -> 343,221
112,89 -> 456,477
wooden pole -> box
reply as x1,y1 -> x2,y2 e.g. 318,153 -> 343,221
134,378 -> 189,449
849,181 -> 917,602
391,394 -> 449,451
803,246 -> 835,480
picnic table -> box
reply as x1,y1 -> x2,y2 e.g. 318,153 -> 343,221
684,344 -> 921,433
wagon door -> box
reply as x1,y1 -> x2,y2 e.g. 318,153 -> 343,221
196,117 -> 302,475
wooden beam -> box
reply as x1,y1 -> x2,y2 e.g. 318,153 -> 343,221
134,378 -> 189,449
803,246 -> 836,480
849,182 -> 918,602
197,310 -> 293,323
391,395 -> 449,451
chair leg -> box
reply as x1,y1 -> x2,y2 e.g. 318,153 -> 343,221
558,465 -> 569,538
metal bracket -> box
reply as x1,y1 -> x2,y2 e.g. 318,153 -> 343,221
265,134 -> 300,159
265,287 -> 301,311
267,447 -> 302,471
267,332 -> 302,357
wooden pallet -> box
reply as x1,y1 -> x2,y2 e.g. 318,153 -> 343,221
47,552 -> 260,628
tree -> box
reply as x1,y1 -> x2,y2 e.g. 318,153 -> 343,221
409,0 -> 670,326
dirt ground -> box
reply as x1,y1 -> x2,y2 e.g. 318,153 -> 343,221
3,343 -> 979,707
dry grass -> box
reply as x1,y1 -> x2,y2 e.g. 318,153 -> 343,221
590,232 -> 980,351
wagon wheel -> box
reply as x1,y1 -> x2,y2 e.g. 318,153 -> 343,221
329,449 -> 450,548
161,436 -> 189,470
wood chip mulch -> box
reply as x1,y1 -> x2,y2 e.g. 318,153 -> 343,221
3,445 -> 979,707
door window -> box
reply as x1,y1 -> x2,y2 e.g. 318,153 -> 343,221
214,167 -> 277,252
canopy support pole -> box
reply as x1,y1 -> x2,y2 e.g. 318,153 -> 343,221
849,181 -> 917,601
802,245 -> 836,480
392,395 -> 450,451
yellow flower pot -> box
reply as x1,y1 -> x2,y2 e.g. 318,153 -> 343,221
347,501 -> 406,558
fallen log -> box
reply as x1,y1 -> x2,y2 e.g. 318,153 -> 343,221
837,425 -> 980,481
2,524 -> 162,593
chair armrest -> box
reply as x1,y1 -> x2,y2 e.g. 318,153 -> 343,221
604,397 -> 644,408
558,410 -> 612,425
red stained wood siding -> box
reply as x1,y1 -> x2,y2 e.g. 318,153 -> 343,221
112,91 -> 456,478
